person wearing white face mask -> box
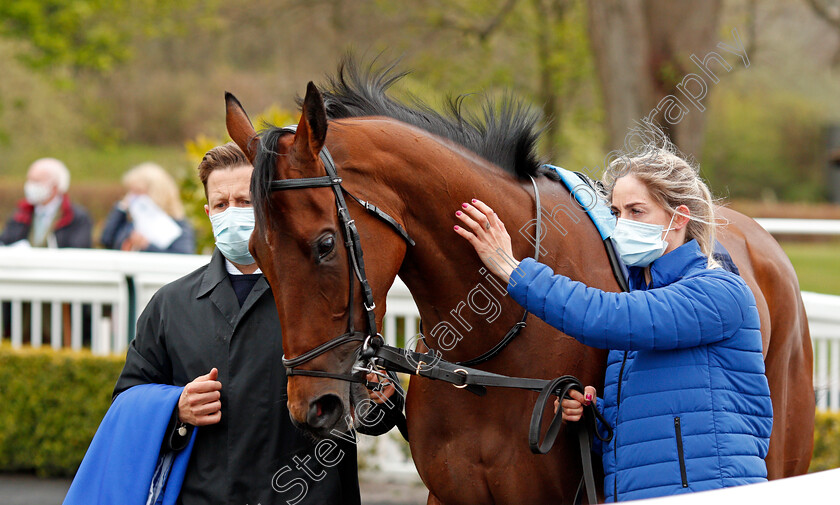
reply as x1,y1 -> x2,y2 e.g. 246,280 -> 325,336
104,142 -> 400,505
454,142 -> 772,502
0,158 -> 92,248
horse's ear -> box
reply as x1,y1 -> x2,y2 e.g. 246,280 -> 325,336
225,92 -> 258,163
293,81 -> 327,161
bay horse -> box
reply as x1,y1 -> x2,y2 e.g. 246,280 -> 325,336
225,62 -> 813,504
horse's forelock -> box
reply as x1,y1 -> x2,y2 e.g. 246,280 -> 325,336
251,127 -> 288,229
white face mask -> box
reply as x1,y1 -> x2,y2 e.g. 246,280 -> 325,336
209,206 -> 256,265
24,181 -> 52,206
611,213 -> 678,267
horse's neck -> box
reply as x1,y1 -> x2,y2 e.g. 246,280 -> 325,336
331,120 -> 610,359
349,136 -> 592,358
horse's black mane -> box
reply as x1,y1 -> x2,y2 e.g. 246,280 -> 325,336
319,58 -> 545,179
252,58 -> 548,225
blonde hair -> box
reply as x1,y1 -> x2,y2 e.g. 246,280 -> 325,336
122,162 -> 185,220
600,129 -> 724,269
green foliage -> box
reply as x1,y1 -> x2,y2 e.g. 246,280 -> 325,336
702,82 -> 826,202
811,410 -> 840,472
182,135 -> 219,254
0,344 -> 125,477
0,0 -> 217,72
366,0 -> 602,164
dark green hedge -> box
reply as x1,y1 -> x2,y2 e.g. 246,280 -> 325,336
811,410 -> 840,472
1,343 -> 839,477
0,344 -> 124,477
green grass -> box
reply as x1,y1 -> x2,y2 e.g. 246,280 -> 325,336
779,240 -> 840,295
0,144 -> 189,184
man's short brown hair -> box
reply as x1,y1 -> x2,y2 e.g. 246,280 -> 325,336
197,142 -> 250,196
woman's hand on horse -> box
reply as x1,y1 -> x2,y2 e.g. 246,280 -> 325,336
555,386 -> 597,422
453,199 -> 519,283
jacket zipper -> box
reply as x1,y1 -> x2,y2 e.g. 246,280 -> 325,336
613,350 -> 628,502
674,417 -> 688,488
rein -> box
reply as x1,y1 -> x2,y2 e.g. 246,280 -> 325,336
269,127 -> 613,504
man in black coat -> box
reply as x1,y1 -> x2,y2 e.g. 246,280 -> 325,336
113,142 -> 401,505
0,158 -> 92,248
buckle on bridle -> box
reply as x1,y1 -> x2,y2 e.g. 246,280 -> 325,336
360,332 -> 384,361
452,368 -> 469,388
364,301 -> 376,312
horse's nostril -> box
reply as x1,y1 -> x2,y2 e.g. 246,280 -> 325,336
307,394 -> 343,430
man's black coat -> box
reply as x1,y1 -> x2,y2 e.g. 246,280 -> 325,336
114,250 -> 397,505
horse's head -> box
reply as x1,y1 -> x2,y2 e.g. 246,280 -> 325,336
225,83 -> 409,438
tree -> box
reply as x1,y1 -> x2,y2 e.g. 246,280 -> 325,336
0,0 -> 213,72
587,0 -> 725,158
368,0 -> 599,161
804,0 -> 840,67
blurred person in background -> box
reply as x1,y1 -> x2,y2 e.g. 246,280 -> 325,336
100,162 -> 195,253
0,157 -> 92,248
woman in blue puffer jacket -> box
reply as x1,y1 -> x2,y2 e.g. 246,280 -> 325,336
453,145 -> 773,502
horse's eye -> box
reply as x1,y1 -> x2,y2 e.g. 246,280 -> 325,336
317,235 -> 336,258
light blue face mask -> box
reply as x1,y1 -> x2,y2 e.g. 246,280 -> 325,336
610,213 -> 677,267
209,206 -> 255,265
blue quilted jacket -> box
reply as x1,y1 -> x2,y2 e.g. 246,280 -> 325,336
507,239 -> 772,502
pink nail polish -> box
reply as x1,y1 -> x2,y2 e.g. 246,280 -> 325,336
585,393 -> 592,401
456,211 -> 462,216
462,203 -> 468,208
472,199 -> 476,203
454,225 -> 459,230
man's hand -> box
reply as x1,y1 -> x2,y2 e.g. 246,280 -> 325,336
178,368 -> 222,426
365,372 -> 397,404
554,386 -> 597,422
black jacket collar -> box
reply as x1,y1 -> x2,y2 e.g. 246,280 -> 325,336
197,249 -> 270,328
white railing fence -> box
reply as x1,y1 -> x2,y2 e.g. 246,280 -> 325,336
1,247 -> 840,412
806,291 -> 840,410
0,248 -> 206,354
753,218 -> 840,235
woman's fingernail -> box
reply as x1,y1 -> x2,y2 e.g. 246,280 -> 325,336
462,203 -> 468,208
454,225 -> 459,230
456,211 -> 462,216
472,199 -> 476,203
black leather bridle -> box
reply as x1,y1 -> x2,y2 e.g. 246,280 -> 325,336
270,126 -> 414,384
273,125 -> 542,384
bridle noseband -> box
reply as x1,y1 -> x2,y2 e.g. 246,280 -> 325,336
271,126 -> 414,384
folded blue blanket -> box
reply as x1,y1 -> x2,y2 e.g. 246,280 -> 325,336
63,384 -> 196,505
